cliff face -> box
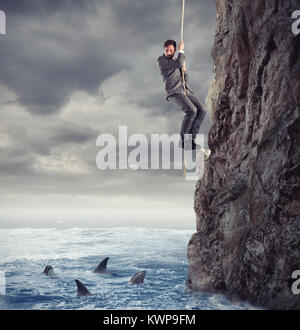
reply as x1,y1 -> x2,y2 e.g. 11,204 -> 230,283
187,0 -> 300,309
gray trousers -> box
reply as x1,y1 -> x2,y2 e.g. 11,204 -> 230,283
168,91 -> 206,146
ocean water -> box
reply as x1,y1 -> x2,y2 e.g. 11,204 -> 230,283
0,226 -> 257,310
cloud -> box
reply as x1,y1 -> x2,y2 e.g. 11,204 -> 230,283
0,0 -> 128,115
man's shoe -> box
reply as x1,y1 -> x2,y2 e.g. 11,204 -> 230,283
180,136 -> 198,150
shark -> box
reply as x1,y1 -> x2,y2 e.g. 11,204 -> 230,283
43,265 -> 55,278
75,279 -> 92,297
129,271 -> 146,284
93,257 -> 111,275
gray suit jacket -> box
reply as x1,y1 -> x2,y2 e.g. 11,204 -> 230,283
157,53 -> 193,100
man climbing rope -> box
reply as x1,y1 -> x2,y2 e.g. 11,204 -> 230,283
157,39 -> 206,150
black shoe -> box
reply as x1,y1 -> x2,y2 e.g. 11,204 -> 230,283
179,136 -> 197,150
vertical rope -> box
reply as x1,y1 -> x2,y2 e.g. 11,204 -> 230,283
181,0 -> 187,176
180,0 -> 187,95
180,0 -> 185,41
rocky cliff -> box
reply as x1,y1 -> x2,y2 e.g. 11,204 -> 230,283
187,0 -> 300,309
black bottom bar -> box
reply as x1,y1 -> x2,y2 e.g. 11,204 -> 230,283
0,309 -> 296,328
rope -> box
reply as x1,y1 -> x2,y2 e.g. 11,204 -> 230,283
180,0 -> 187,95
181,0 -> 187,176
183,149 -> 187,176
180,0 -> 185,41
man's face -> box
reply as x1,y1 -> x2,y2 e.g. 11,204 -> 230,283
164,45 -> 176,59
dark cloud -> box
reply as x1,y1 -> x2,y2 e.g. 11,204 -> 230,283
53,123 -> 94,145
0,148 -> 34,175
0,0 -> 130,115
0,0 -> 98,16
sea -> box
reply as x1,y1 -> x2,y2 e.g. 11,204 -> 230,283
0,226 -> 258,310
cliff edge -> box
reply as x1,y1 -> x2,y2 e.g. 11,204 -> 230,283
187,0 -> 300,309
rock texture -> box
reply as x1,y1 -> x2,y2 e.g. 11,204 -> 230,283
187,0 -> 300,309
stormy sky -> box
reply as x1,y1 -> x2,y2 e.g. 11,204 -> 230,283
0,0 -> 217,228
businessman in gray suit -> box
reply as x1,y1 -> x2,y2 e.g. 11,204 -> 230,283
157,39 -> 206,149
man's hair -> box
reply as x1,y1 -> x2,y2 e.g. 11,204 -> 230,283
163,39 -> 176,50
